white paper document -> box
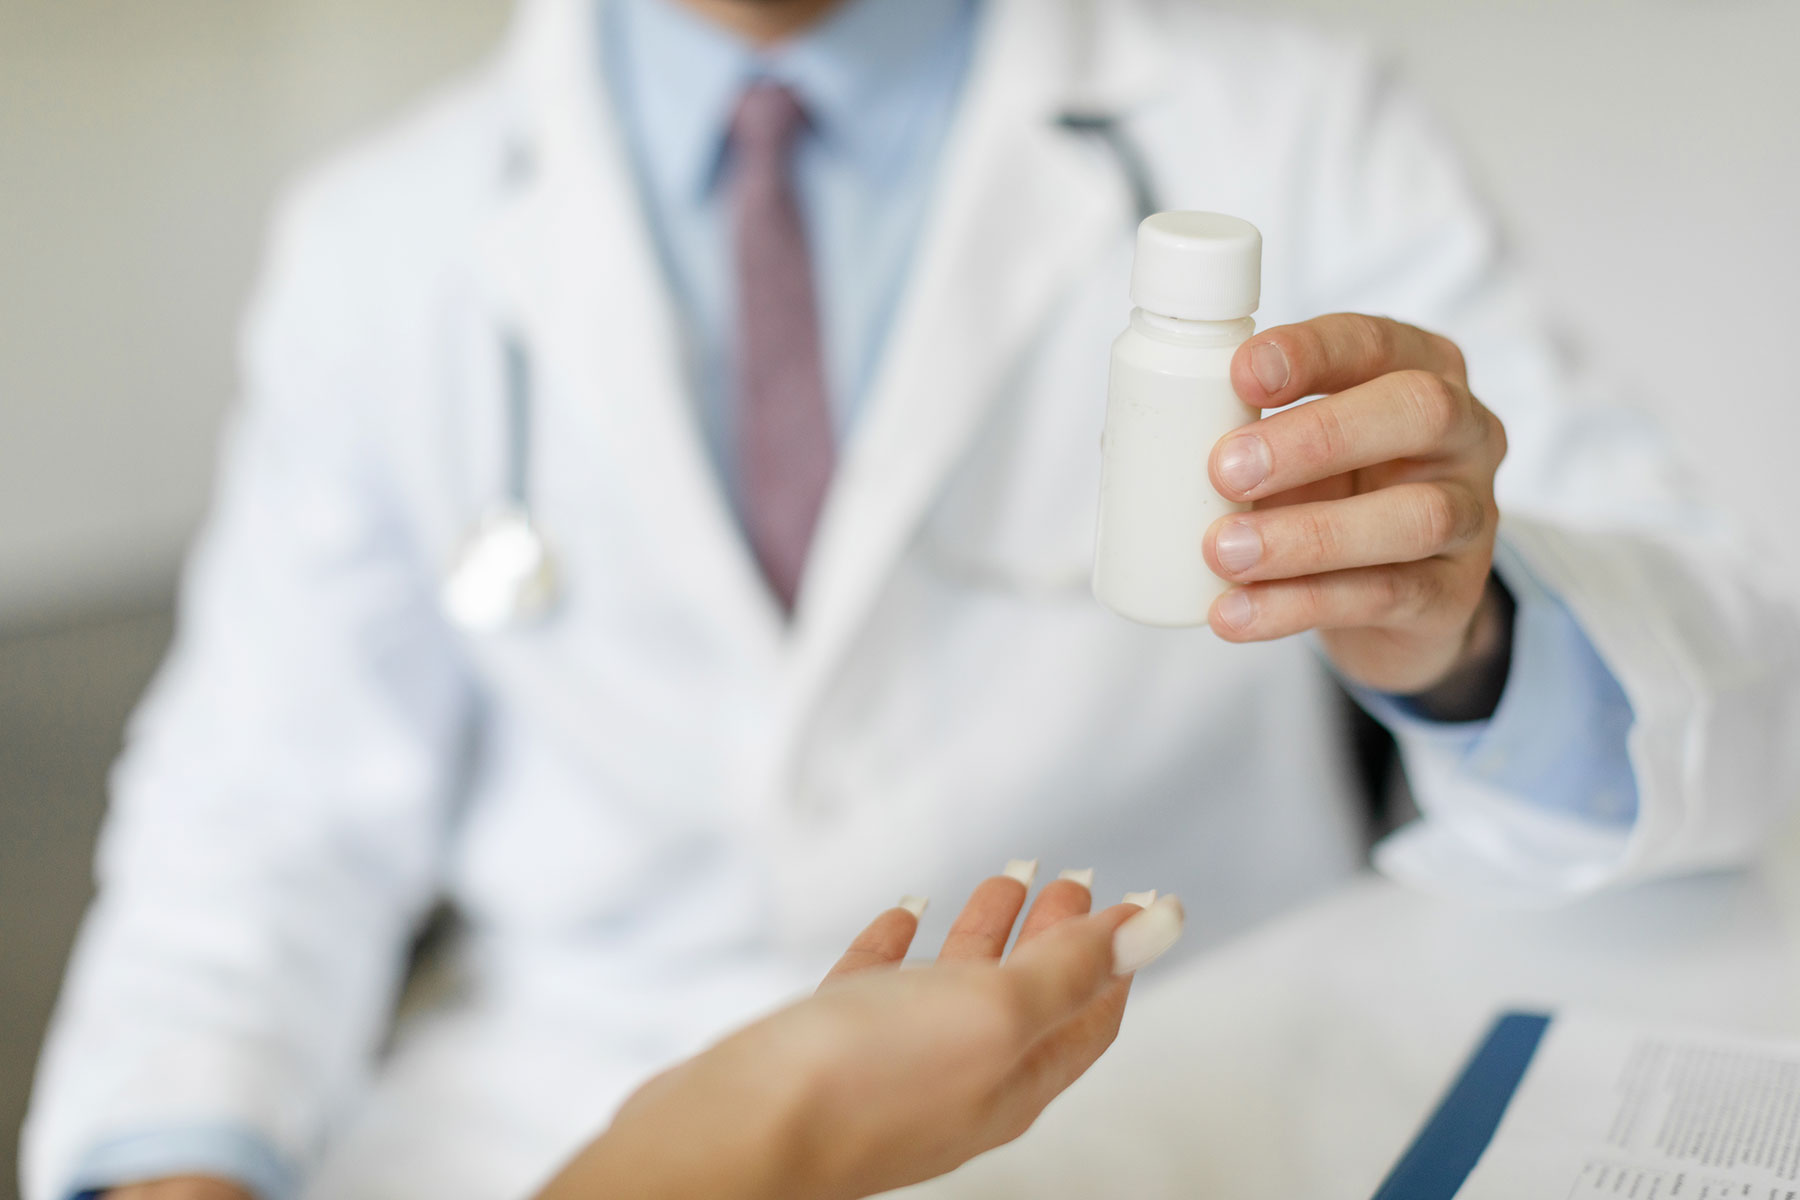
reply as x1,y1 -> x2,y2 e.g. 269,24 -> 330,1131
1460,1012 -> 1800,1199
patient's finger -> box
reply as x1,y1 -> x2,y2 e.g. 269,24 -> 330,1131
1004,896 -> 1183,1032
998,901 -> 1174,1123
938,861 -> 1038,962
1012,872 -> 1095,949
820,905 -> 922,986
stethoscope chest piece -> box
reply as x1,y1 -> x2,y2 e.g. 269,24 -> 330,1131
442,506 -> 561,633
443,328 -> 560,633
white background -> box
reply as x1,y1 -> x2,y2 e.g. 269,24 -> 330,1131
1,0 -> 1796,629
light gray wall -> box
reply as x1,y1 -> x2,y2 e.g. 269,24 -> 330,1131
0,1 -> 514,627
1,0 -> 1796,630
1263,0 -> 1800,592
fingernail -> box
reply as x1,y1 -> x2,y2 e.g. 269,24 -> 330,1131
1057,867 -> 1094,890
1216,435 -> 1271,495
1214,589 -> 1255,633
1250,341 -> 1290,393
1113,895 -> 1185,975
1123,889 -> 1157,908
1213,522 -> 1263,574
898,896 -> 929,918
1003,858 -> 1039,888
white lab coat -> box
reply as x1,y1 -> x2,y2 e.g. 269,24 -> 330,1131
24,0 -> 1800,1197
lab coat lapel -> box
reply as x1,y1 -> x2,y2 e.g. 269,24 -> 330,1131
785,0 -> 1159,712
480,0 -> 786,659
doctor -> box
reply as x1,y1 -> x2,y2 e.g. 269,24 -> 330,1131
23,0 -> 1799,1197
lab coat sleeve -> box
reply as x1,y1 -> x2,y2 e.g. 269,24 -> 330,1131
1282,50 -> 1800,905
62,1125 -> 296,1200
1350,537 -> 1641,830
20,181 -> 473,1200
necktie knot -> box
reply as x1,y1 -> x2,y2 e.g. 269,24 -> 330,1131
730,79 -> 809,159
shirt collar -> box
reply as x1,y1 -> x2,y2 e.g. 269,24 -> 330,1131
608,0 -> 972,202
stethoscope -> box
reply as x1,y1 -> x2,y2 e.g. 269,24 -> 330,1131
441,334 -> 562,633
441,112 -> 1161,633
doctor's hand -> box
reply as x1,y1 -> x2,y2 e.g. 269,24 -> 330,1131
1207,313 -> 1511,711
536,871 -> 1184,1200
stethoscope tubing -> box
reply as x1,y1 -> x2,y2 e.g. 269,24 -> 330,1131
1056,111 -> 1162,225
503,332 -> 533,510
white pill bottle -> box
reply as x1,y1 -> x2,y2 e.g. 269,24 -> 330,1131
1092,212 -> 1262,627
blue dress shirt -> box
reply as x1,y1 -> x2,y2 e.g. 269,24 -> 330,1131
603,0 -> 977,513
1354,541 -> 1639,827
60,0 -> 1638,1194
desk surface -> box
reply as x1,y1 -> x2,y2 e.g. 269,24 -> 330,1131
905,835 -> 1800,1199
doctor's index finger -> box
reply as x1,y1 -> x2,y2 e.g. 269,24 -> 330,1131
1231,313 -> 1468,410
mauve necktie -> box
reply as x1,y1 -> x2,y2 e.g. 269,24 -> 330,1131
728,80 -> 835,614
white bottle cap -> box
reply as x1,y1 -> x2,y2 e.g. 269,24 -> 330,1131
1130,211 -> 1262,321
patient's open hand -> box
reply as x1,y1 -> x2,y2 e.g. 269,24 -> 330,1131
538,869 -> 1184,1200
103,1180 -> 252,1200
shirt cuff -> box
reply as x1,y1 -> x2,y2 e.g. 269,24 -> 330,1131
63,1124 -> 298,1200
1349,538 -> 1640,827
